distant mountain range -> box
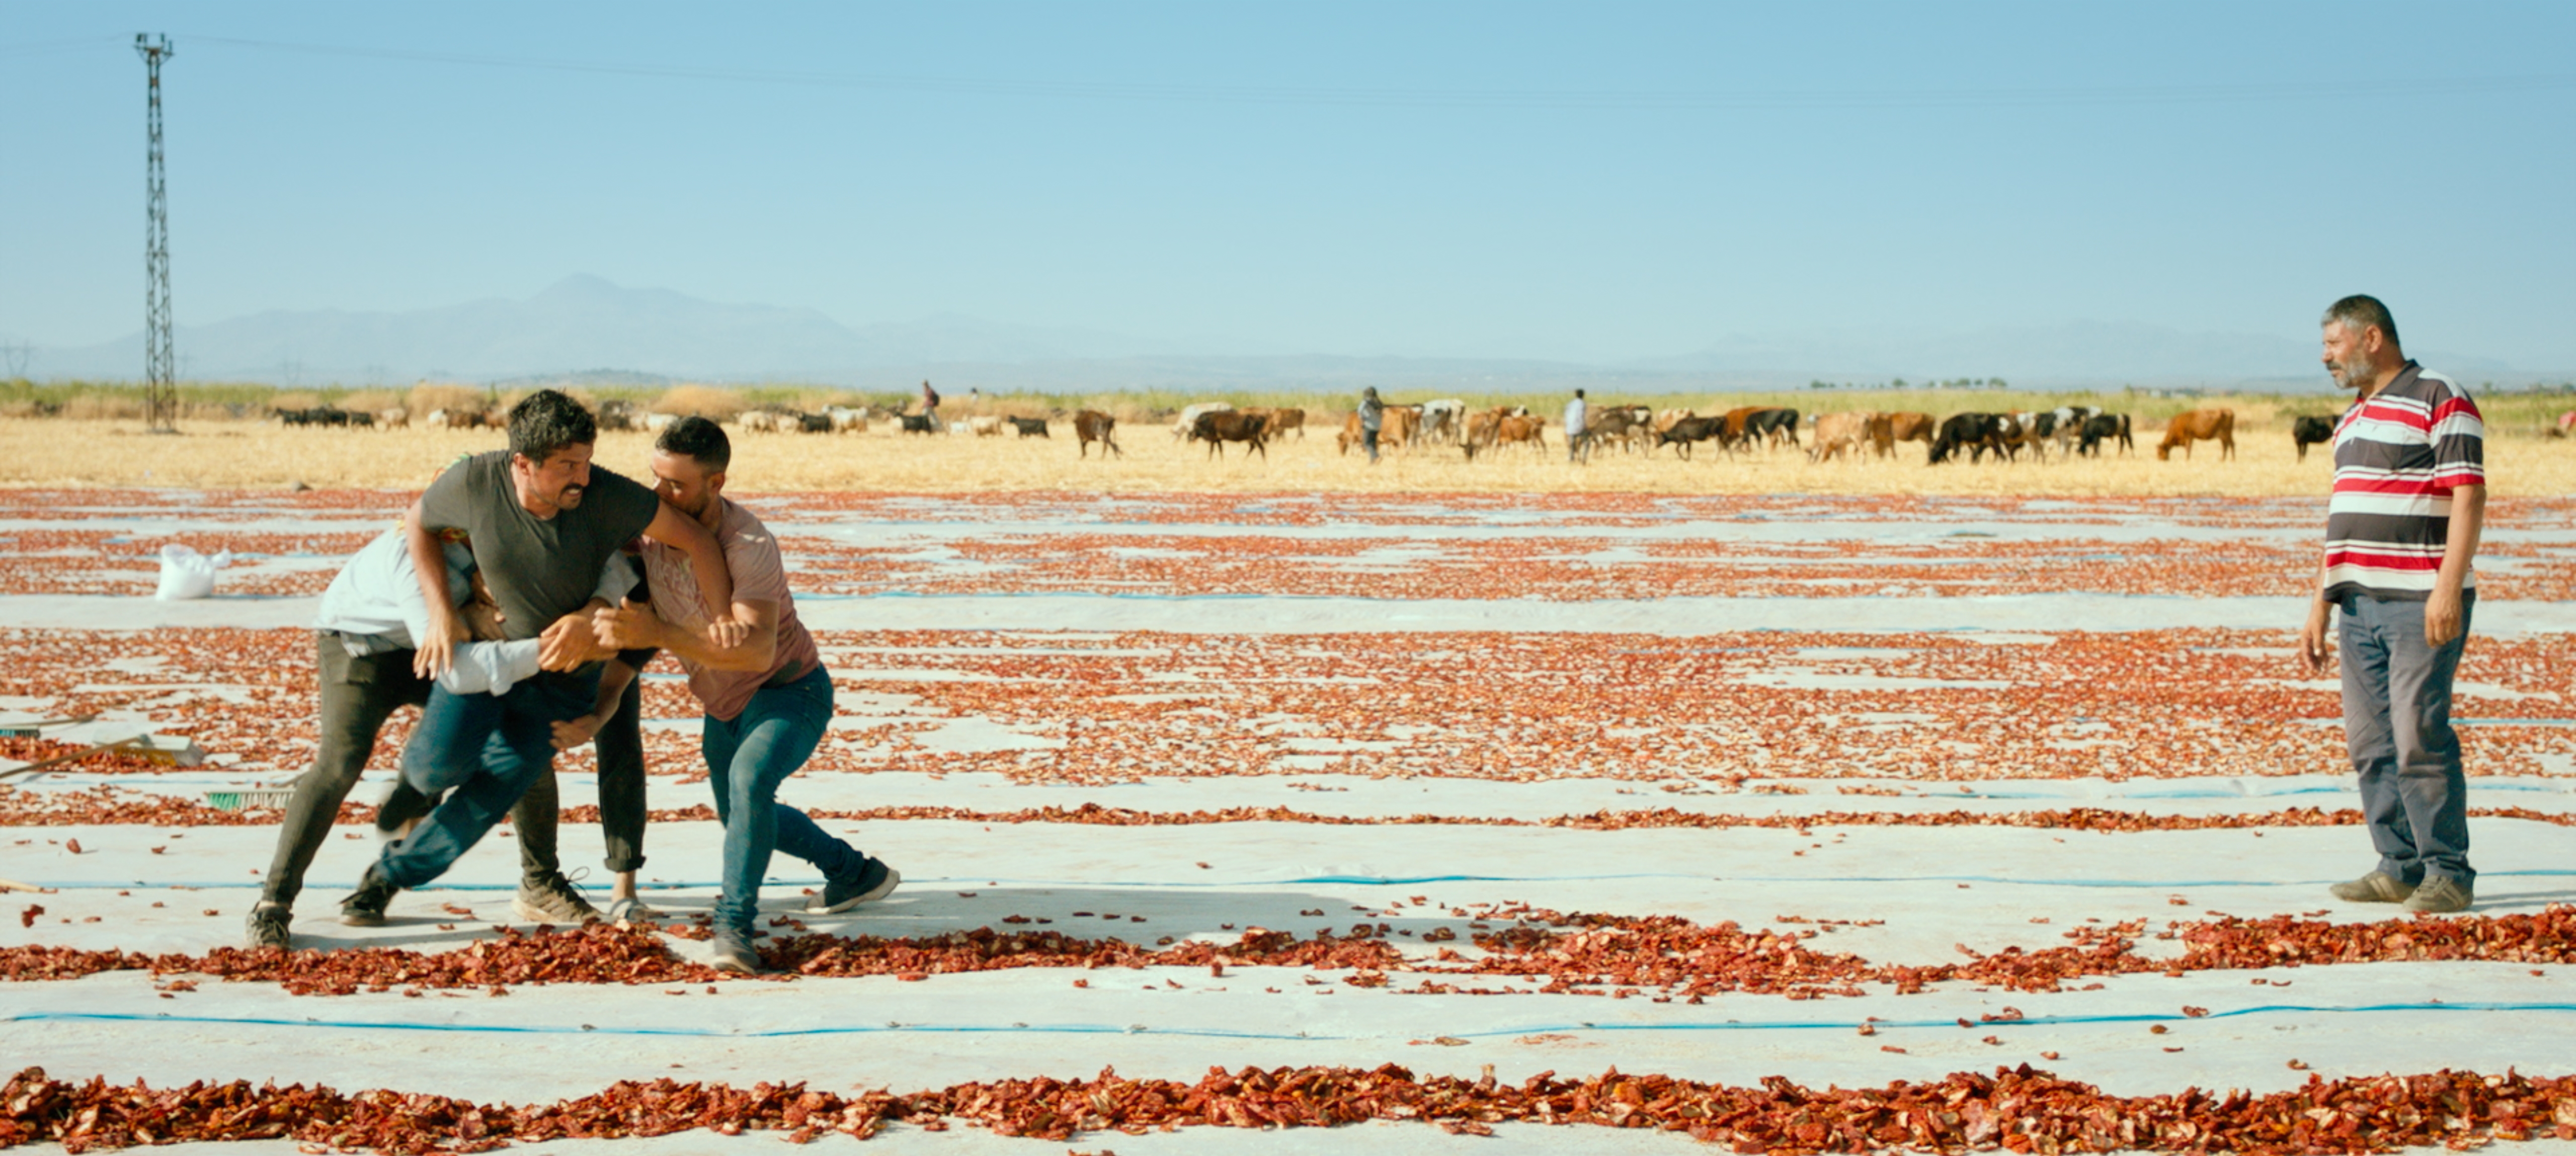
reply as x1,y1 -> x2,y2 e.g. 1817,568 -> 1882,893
27,275 -> 2549,392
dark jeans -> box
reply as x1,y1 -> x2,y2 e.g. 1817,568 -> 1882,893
508,674 -> 650,875
264,636 -> 651,908
702,666 -> 866,934
1362,426 -> 1380,463
2340,590 -> 2476,886
379,668 -> 599,891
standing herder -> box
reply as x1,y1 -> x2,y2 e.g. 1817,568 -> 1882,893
594,418 -> 901,973
2301,295 -> 2487,914
919,380 -> 941,431
1358,387 -> 1385,465
1563,389 -> 1589,463
340,390 -> 738,924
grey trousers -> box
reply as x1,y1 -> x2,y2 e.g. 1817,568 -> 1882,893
2338,591 -> 2475,886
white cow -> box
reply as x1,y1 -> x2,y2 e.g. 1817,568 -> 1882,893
1418,398 -> 1468,446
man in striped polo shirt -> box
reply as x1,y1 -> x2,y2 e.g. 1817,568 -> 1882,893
2300,295 -> 2485,914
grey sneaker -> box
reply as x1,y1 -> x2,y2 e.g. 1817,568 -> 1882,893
807,859 -> 900,914
2329,871 -> 2416,903
245,901 -> 292,949
709,927 -> 763,974
2402,875 -> 2473,914
603,896 -> 663,926
514,870 -> 603,924
340,866 -> 398,927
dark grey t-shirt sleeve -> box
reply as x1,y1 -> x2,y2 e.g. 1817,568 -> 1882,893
588,466 -> 663,544
416,455 -> 482,532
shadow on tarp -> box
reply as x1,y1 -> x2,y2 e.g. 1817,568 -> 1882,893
295,884 -> 1481,955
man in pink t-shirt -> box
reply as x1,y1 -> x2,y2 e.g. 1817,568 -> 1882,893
592,417 -> 900,973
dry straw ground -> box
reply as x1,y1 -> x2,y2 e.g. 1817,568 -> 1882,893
3,407 -> 2570,497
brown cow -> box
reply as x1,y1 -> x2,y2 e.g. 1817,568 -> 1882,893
1807,411 -> 1875,463
1467,412 -> 1547,460
1381,405 -> 1421,449
1193,410 -> 1270,459
1074,409 -> 1121,459
1461,409 -> 1500,457
1870,411 -> 1935,459
1714,406 -> 1763,453
2157,407 -> 2236,461
1266,407 -> 1306,439
1334,409 -> 1405,456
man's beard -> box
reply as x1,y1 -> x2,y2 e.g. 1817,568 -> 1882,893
2328,352 -> 2375,389
555,484 -> 586,509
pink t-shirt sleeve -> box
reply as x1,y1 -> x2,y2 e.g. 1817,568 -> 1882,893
719,512 -> 791,610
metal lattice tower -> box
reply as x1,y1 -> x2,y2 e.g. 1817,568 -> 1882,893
136,34 -> 176,432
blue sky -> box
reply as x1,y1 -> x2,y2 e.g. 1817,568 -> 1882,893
5,1 -> 2571,367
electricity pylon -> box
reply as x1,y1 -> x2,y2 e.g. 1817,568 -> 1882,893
136,34 -> 176,432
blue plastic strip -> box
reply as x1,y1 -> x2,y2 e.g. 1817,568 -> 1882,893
10,1002 -> 2571,1042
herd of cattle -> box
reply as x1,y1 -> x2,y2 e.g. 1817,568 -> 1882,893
270,395 -> 2348,466
1159,399 -> 2268,465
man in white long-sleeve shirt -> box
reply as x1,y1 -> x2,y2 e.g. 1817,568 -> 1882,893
245,526 -> 646,947
1563,389 -> 1589,463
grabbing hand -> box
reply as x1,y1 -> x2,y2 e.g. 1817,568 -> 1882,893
705,615 -> 750,651
551,712 -> 605,752
538,613 -> 607,672
592,598 -> 662,651
414,607 -> 458,679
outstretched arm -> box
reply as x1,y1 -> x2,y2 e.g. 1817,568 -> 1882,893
551,657 -> 640,751
594,596 -> 779,674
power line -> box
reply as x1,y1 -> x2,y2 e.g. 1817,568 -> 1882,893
6,32 -> 2544,112
136,33 -> 176,433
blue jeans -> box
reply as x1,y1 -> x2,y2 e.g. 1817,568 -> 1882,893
2339,591 -> 2475,886
379,669 -> 598,891
702,666 -> 866,934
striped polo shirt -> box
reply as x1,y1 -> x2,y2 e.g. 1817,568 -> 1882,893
2323,361 -> 2484,601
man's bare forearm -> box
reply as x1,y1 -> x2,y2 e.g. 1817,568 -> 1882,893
2437,485 -> 2485,593
657,609 -> 777,672
645,504 -> 735,615
404,501 -> 453,627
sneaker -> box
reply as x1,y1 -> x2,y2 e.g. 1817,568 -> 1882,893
2402,875 -> 2474,914
340,866 -> 398,927
807,859 -> 900,914
603,896 -> 663,926
373,781 -> 439,839
514,870 -> 603,924
2328,871 -> 2416,903
244,901 -> 293,949
708,926 -> 763,974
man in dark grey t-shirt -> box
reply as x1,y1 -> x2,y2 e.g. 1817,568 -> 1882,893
342,390 -> 738,926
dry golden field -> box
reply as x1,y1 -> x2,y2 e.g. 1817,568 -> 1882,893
3,412 -> 2570,498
